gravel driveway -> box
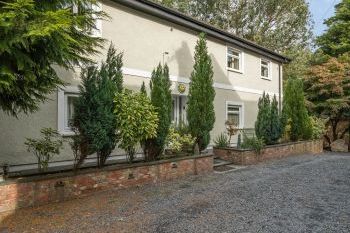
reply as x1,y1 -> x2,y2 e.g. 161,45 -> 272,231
1,152 -> 350,233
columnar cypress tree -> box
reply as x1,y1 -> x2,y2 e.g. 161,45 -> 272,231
73,44 -> 123,168
144,63 -> 172,160
270,95 -> 282,143
255,92 -> 271,143
187,33 -> 216,151
282,77 -> 311,141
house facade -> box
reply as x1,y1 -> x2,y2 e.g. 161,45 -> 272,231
0,0 -> 290,165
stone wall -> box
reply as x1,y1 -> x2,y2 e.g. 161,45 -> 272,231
0,155 -> 213,214
214,140 -> 323,165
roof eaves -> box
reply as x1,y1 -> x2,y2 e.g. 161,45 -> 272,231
111,0 -> 292,63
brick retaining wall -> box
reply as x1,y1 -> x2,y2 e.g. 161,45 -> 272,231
0,155 -> 213,214
214,140 -> 323,165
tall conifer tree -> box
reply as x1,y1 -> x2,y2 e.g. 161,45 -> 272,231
144,64 -> 172,160
187,33 -> 215,151
73,44 -> 123,168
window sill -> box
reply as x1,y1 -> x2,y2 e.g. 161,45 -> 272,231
227,67 -> 243,74
58,130 -> 76,137
261,76 -> 272,81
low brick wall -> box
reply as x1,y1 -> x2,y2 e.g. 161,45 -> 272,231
0,154 -> 213,214
214,140 -> 323,165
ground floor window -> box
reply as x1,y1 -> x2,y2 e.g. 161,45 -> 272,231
58,87 -> 79,135
226,102 -> 244,128
172,95 -> 187,126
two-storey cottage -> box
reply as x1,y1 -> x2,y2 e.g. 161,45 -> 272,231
0,0 -> 290,165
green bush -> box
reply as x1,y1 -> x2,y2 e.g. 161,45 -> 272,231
73,43 -> 123,168
166,126 -> 196,153
214,133 -> 229,148
255,93 -> 282,144
241,135 -> 265,155
114,90 -> 158,162
25,128 -> 63,171
310,116 -> 326,139
282,77 -> 312,141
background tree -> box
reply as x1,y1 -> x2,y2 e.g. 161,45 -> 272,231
144,64 -> 172,160
73,44 -> 123,168
282,78 -> 312,141
317,0 -> 350,57
0,0 -> 107,116
154,0 -> 313,79
114,90 -> 158,162
304,55 -> 350,144
187,33 -> 215,151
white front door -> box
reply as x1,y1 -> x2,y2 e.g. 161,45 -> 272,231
172,95 -> 187,125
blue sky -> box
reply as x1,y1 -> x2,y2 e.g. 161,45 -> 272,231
308,0 -> 341,36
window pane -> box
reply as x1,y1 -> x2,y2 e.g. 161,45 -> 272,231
227,105 -> 240,112
261,60 -> 268,66
228,56 -> 240,70
227,113 -> 240,127
66,96 -> 77,128
261,66 -> 269,77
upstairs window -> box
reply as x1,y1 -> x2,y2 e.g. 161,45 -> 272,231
227,48 -> 243,72
261,59 -> 271,79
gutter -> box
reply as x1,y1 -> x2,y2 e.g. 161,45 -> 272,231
112,0 -> 291,64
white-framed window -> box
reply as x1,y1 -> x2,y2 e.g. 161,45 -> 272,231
261,59 -> 271,80
226,101 -> 244,128
71,1 -> 102,37
58,87 -> 79,136
227,47 -> 243,73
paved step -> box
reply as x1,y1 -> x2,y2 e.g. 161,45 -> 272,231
213,158 -> 233,167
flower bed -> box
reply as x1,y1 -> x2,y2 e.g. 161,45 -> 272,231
214,140 -> 323,165
0,154 -> 213,214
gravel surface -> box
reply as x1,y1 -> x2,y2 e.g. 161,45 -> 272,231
1,152 -> 350,233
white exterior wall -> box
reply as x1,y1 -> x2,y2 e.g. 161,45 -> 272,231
0,0 -> 283,165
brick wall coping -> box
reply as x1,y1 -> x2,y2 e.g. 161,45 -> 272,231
213,139 -> 322,152
0,154 -> 213,186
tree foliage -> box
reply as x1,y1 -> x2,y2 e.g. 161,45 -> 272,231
282,78 -> 312,141
73,44 -> 123,168
187,33 -> 215,151
144,64 -> 172,160
304,55 -> 350,143
317,0 -> 350,57
0,0 -> 106,116
114,90 -> 158,162
255,93 -> 282,144
156,0 -> 312,51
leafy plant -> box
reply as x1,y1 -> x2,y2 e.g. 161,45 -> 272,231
187,33 -> 216,151
73,44 -> 123,168
0,0 -> 107,116
166,126 -> 196,153
240,135 -> 265,155
144,64 -> 172,161
25,128 -> 63,171
225,120 -> 239,145
114,90 -> 158,162
309,116 -> 326,140
214,133 -> 229,148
